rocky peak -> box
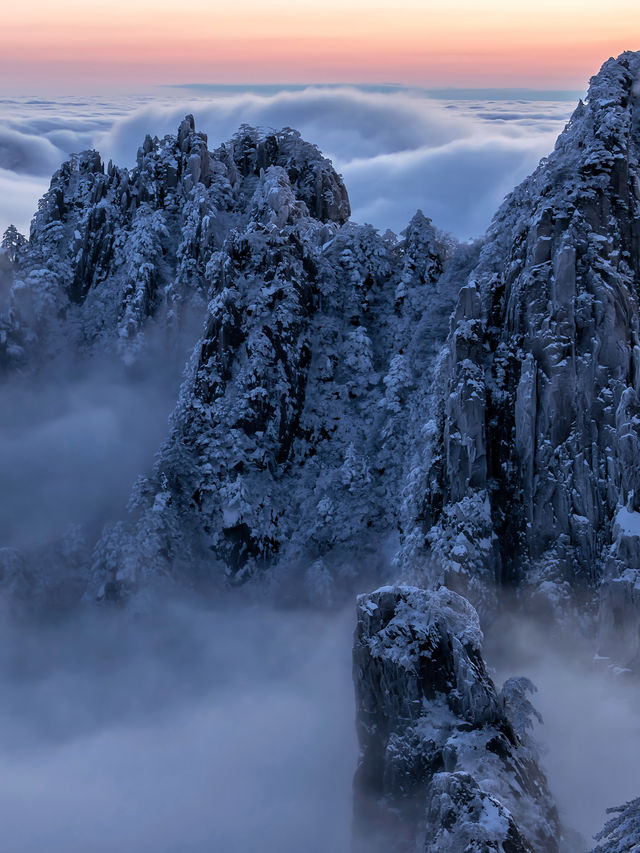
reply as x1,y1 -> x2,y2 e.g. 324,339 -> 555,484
425,772 -> 534,853
90,208 -> 453,597
352,585 -> 560,852
3,118 -> 351,368
406,51 -> 640,615
216,125 -> 351,224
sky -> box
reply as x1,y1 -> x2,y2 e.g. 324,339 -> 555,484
0,1 -> 636,238
0,0 -> 638,92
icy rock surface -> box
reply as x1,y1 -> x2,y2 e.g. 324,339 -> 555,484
352,585 -> 560,852
401,51 -> 640,617
0,119 -> 349,369
86,203 -> 461,596
592,796 -> 640,852
425,772 -> 533,853
0,116 -> 465,598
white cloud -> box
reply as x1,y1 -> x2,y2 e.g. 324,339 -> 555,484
97,88 -> 473,167
0,600 -> 356,853
341,133 -> 559,239
0,87 -> 575,239
0,167 -> 48,235
0,126 -> 64,175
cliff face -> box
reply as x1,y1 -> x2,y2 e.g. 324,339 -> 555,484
403,52 -> 640,618
352,586 -> 560,852
1,117 -> 462,598
89,203 -> 459,598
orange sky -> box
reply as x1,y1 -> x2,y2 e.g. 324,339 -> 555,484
1,0 -> 639,92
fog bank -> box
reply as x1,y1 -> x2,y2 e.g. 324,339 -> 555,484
487,611 -> 640,850
0,598 -> 356,852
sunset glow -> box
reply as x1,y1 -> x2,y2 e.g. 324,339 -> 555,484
2,0 -> 639,92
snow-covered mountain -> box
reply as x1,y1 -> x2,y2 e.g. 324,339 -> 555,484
399,51 -> 640,632
353,586 -> 560,852
1,49 -> 640,853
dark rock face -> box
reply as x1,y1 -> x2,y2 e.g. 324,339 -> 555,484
3,119 -> 350,367
425,772 -> 533,853
2,116 -> 461,601
87,204 -> 456,595
404,52 -> 640,614
216,124 -> 351,224
352,586 -> 560,853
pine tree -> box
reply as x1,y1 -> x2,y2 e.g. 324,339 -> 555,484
593,798 -> 640,852
1,225 -> 27,263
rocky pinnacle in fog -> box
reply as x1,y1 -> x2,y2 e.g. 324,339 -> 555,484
352,585 -> 560,852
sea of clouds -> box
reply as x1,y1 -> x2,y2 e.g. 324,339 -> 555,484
6,83 -> 624,853
0,595 -> 357,853
0,85 -> 578,240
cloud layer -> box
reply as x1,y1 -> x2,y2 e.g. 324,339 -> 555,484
0,598 -> 356,853
0,87 -> 572,238
0,87 -> 574,239
487,611 -> 640,848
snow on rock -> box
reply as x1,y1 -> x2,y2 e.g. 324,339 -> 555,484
85,179 -> 456,596
352,585 -> 560,853
1,113 -> 464,602
593,796 -> 640,852
425,772 -> 533,853
1,119 -> 350,368
611,505 -> 640,562
399,51 -> 640,619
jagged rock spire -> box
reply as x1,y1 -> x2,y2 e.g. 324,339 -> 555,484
404,51 -> 640,617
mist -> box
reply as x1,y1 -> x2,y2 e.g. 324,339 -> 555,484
0,87 -> 573,238
0,298 -> 362,851
0,368 -> 174,549
3,348 -> 640,853
0,310 -> 205,551
0,597 -> 356,852
2,75 -> 638,853
486,609 -> 640,850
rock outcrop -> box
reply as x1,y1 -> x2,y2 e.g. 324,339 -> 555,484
592,795 -> 640,852
2,119 -> 350,368
352,585 -> 560,852
424,772 -> 533,853
1,118 -> 462,599
403,51 -> 640,617
88,208 -> 459,597
80,176 -> 461,596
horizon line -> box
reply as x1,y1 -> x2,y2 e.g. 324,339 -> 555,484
161,82 -> 586,101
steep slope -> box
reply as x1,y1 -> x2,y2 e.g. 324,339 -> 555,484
0,117 -> 466,600
400,51 -> 640,620
89,204 -> 460,598
592,796 -> 640,852
353,586 -> 560,852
